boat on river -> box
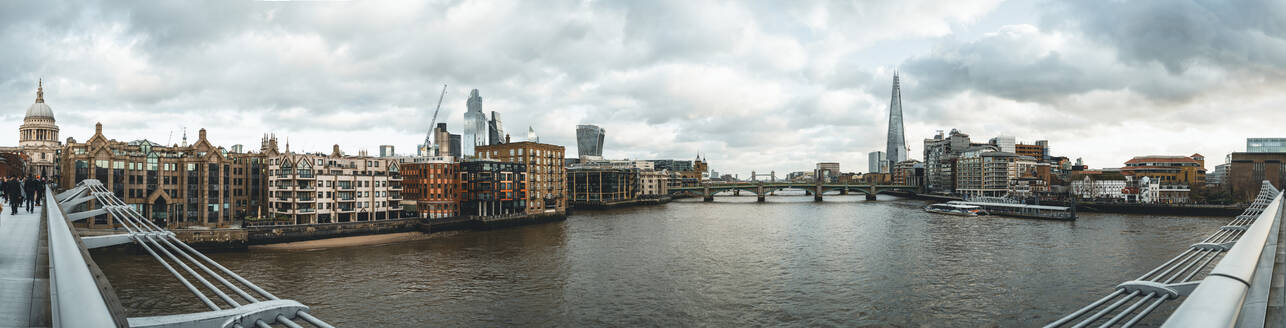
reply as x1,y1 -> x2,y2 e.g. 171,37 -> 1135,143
947,200 -> 1076,221
924,203 -> 988,217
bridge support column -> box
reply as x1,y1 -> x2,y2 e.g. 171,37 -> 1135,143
814,186 -> 823,202
757,186 -> 765,203
734,190 -> 740,196
866,185 -> 877,200
865,193 -> 877,201
703,187 -> 713,202
840,189 -> 848,195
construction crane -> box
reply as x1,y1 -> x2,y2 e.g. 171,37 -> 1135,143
422,84 -> 448,156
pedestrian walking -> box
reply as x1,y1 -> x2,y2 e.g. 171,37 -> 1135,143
5,176 -> 23,215
23,175 -> 35,213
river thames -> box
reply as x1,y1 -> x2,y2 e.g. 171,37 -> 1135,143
94,194 -> 1226,327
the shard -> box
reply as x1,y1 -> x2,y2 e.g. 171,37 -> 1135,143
885,72 -> 909,169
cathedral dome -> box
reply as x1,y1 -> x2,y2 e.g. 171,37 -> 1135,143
26,102 -> 53,120
25,80 -> 54,120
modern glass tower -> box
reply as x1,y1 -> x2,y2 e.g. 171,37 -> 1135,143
462,89 -> 487,157
885,72 -> 909,169
576,124 -> 605,158
488,111 -> 505,145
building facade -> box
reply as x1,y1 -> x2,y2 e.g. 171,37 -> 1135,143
488,111 -> 505,146
1120,154 -> 1206,186
62,124 -> 267,228
576,124 -> 606,159
267,146 -> 404,224
400,158 -> 460,219
567,167 -> 639,206
19,80 -> 60,178
1228,152 -> 1286,203
989,136 -> 1016,153
476,141 -> 567,214
460,159 -> 526,217
816,162 -> 840,182
955,151 -> 1035,198
868,151 -> 887,173
1248,138 -> 1286,153
639,169 -> 670,196
1015,142 -> 1046,160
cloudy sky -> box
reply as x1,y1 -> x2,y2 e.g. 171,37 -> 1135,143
2,0 -> 1284,176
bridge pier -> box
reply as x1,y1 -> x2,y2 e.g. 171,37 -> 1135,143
756,185 -> 766,203
865,193 -> 877,200
703,195 -> 713,202
840,189 -> 848,195
733,190 -> 740,196
814,185 -> 823,202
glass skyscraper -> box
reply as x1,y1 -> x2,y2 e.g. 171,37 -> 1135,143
576,124 -> 605,158
885,72 -> 909,169
462,89 -> 487,157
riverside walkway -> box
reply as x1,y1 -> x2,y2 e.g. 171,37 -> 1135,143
0,205 -> 50,328
0,179 -> 335,327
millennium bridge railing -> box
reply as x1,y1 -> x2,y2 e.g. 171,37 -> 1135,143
1047,181 -> 1283,328
51,179 -> 335,328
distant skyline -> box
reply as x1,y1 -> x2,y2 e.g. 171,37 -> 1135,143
2,0 -> 1285,175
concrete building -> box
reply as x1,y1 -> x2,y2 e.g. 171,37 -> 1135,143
868,151 -> 887,173
891,160 -> 922,187
576,124 -> 606,159
379,145 -> 396,157
19,80 -> 60,178
1228,152 -> 1286,203
1120,154 -> 1206,186
1209,163 -> 1230,186
955,150 -> 1036,198
816,162 -> 840,182
476,141 -> 567,214
460,159 -> 527,217
1071,177 -> 1128,200
989,136 -> 1016,153
400,158 -> 460,219
267,145 -> 404,224
462,89 -> 487,157
923,129 -> 995,194
1248,138 -> 1286,152
639,169 -> 670,196
62,124 -> 268,228
1015,142 -> 1045,161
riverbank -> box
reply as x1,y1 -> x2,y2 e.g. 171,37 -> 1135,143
909,193 -> 1242,216
568,197 -> 671,210
249,231 -> 465,251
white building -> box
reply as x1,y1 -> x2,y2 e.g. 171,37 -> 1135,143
267,145 -> 403,224
1071,177 -> 1128,200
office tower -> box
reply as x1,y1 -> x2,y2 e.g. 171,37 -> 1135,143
576,124 -> 606,158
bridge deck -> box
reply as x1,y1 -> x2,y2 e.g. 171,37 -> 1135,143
0,204 -> 50,328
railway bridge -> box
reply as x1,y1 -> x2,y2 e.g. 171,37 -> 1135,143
669,182 -> 918,202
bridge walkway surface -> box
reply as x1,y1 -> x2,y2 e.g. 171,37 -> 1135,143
0,204 -> 50,328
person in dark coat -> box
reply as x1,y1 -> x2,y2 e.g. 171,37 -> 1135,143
23,175 -> 37,213
31,177 -> 44,207
5,176 -> 22,215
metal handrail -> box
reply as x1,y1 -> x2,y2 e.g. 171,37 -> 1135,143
45,186 -> 123,327
1163,191 -> 1284,327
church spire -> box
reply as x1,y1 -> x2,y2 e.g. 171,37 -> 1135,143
35,79 -> 44,103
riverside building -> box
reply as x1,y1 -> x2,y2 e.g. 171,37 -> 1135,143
267,145 -> 404,224
61,124 -> 268,228
400,157 -> 461,219
477,141 -> 567,214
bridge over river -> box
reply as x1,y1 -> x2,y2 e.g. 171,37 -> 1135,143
0,179 -> 333,328
669,182 -> 918,202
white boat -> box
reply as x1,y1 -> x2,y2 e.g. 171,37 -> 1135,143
924,203 -> 987,217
